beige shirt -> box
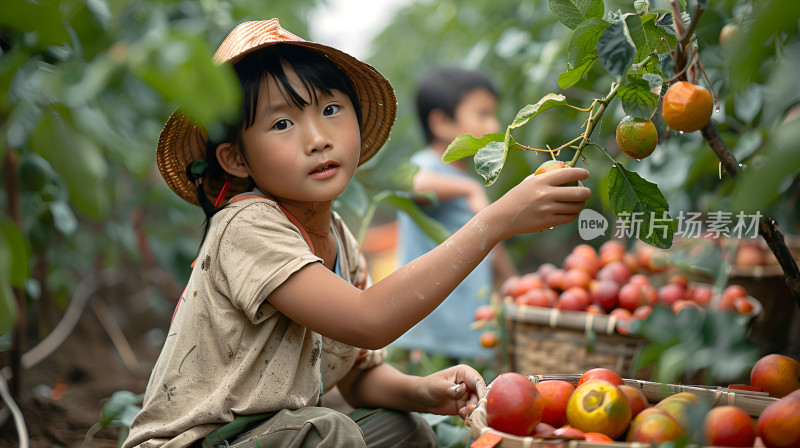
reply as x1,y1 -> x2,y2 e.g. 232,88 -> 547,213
124,195 -> 384,448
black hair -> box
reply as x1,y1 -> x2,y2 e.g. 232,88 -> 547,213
415,67 -> 497,144
194,44 -> 362,238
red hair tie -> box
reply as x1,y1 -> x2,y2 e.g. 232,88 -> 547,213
214,180 -> 232,207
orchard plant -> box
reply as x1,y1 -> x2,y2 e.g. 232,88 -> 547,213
443,0 -> 800,307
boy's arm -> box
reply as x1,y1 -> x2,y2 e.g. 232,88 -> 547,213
335,362 -> 485,419
268,168 -> 590,350
413,170 -> 488,212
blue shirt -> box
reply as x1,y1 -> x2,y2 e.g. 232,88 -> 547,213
392,149 -> 495,360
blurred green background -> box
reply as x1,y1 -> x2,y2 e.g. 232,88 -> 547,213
1,0 -> 799,443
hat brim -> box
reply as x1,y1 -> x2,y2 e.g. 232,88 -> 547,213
157,40 -> 396,207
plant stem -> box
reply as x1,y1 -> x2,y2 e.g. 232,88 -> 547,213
569,82 -> 621,167
3,150 -> 23,399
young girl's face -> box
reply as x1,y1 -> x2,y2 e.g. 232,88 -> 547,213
232,65 -> 361,205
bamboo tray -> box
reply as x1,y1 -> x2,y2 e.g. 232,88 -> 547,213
466,374 -> 778,448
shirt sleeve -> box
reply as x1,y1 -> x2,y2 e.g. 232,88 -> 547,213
214,201 -> 321,323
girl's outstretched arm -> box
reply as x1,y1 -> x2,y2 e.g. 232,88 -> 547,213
269,167 -> 591,349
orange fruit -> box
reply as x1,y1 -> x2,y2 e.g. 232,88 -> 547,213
480,332 -> 498,348
616,116 -> 658,160
533,160 -> 578,186
661,81 -> 713,133
566,379 -> 632,439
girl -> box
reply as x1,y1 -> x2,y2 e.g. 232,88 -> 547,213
125,19 -> 590,448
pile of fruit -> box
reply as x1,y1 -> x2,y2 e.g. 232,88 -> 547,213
482,354 -> 800,447
493,241 -> 758,328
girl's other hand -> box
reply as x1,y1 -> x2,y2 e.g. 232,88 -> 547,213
419,365 -> 486,419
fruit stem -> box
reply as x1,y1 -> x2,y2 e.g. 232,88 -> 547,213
569,82 -> 621,167
515,135 -> 583,155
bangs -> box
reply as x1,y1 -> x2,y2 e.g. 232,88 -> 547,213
233,44 -> 362,131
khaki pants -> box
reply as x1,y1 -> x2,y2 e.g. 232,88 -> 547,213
201,407 -> 438,448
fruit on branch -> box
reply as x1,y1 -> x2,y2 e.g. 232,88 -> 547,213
615,116 -> 658,160
719,23 -> 741,49
661,81 -> 713,133
534,160 -> 578,186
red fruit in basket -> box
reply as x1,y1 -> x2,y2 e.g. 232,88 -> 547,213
499,275 -> 521,298
757,391 -> 800,448
600,249 -> 624,267
545,269 -> 565,291
632,305 -> 653,320
555,287 -> 590,311
600,240 -> 625,254
586,304 -> 605,314
735,242 -> 766,267
589,279 -> 620,311
629,274 -> 651,287
553,425 -> 586,439
537,263 -> 558,279
622,252 -> 641,274
672,299 -> 702,314
723,284 -> 748,300
609,307 -> 633,322
562,269 -> 592,290
564,253 -> 600,278
641,284 -> 658,306
536,380 -> 576,428
566,379 -> 632,439
584,432 -> 615,443
628,411 -> 686,444
668,273 -> 689,288
658,283 -> 686,307
596,260 -> 631,285
734,296 -> 754,315
693,285 -> 714,307
704,406 -> 756,447
750,354 -> 800,398
573,243 -> 599,261
474,304 -> 496,321
578,368 -> 625,387
486,372 -> 544,436
618,283 -> 644,311
508,273 -> 544,297
619,384 -> 649,418
531,422 -> 557,437
516,288 -> 553,307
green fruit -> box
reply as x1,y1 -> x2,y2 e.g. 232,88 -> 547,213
616,116 -> 658,160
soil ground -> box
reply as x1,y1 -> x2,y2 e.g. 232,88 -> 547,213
0,271 -> 174,448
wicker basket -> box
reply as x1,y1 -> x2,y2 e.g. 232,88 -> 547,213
465,374 -> 779,448
504,302 -> 646,378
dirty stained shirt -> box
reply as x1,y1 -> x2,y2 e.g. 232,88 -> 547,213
124,196 -> 384,448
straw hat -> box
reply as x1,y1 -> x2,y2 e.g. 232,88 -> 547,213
157,19 -> 397,206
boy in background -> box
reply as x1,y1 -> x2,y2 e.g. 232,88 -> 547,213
393,67 -> 517,362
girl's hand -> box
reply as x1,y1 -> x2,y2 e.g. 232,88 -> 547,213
418,365 -> 486,419
484,167 -> 591,240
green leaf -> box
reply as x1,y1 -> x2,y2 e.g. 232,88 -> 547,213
608,163 -> 673,248
558,18 -> 610,88
1,218 -> 31,288
597,22 -> 636,78
642,73 -> 664,90
442,133 -> 505,162
634,0 -> 650,14
547,0 -> 605,30
30,112 -> 109,219
474,141 -> 509,186
99,391 -> 144,427
378,193 -> 451,245
618,79 -> 659,119
509,94 -> 568,129
558,61 -> 594,89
